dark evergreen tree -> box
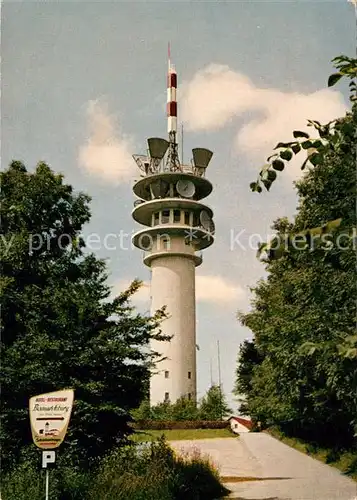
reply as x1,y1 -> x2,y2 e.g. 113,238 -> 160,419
0,161 -> 167,471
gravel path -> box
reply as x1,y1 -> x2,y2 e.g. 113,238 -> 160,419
170,433 -> 357,500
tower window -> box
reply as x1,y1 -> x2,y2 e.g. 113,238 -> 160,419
188,371 -> 191,379
154,212 -> 160,225
164,392 -> 170,402
165,370 -> 169,378
160,236 -> 170,250
188,393 -> 192,400
192,213 -> 199,227
161,210 -> 170,224
173,209 -> 181,222
184,211 -> 190,225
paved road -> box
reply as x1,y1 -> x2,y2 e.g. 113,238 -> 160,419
170,433 -> 357,500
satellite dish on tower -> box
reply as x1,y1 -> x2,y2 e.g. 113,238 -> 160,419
192,148 -> 213,169
148,138 -> 169,160
208,219 -> 215,234
150,179 -> 169,198
200,210 -> 215,234
176,179 -> 195,198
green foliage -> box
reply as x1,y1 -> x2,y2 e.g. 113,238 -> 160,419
2,439 -> 229,499
133,385 -> 232,422
198,385 -> 232,420
233,339 -> 264,415
2,462 -> 57,500
131,421 -> 230,431
0,161 -> 167,472
133,397 -> 200,421
130,428 -> 232,442
169,397 -> 201,421
250,55 -> 356,195
236,56 -> 357,449
90,437 -> 229,500
169,447 -> 229,500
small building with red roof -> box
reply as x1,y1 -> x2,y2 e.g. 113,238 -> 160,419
227,416 -> 253,434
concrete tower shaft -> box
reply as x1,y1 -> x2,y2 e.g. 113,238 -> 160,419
150,255 -> 196,405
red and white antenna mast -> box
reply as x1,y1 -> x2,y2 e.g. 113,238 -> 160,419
166,42 -> 181,171
167,42 -> 177,135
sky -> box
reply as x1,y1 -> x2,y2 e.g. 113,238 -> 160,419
2,0 -> 355,410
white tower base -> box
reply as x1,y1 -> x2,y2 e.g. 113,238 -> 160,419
150,254 -> 197,406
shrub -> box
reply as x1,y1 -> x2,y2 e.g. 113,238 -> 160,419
1,462 -> 59,500
170,447 -> 230,500
90,437 -> 229,500
325,447 -> 341,464
305,442 -> 319,455
56,466 -> 92,500
131,420 -> 230,430
2,438 -> 229,500
89,439 -> 173,500
343,453 -> 357,476
1,449 -> 92,500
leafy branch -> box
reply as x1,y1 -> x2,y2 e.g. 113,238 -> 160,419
256,218 -> 344,260
250,55 -> 356,194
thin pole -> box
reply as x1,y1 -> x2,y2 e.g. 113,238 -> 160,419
210,358 -> 213,387
181,123 -> 184,165
45,469 -> 50,500
217,340 -> 223,420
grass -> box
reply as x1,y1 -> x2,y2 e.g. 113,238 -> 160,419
130,428 -> 234,442
267,427 -> 357,481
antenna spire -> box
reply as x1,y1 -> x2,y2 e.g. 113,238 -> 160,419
168,41 -> 171,71
166,43 -> 181,171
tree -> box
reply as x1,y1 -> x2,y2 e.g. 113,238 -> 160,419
199,385 -> 232,421
233,339 -> 263,415
133,386 -> 233,422
170,397 -> 200,421
0,161 -> 167,471
133,397 -> 200,421
235,56 -> 357,447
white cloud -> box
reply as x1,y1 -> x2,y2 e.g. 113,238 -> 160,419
181,64 -> 348,176
236,88 -> 347,166
196,275 -> 246,305
78,99 -> 135,184
181,65 -> 257,130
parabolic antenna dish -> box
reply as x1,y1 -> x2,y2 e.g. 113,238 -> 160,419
150,180 -> 169,198
176,180 -> 195,198
200,210 -> 215,234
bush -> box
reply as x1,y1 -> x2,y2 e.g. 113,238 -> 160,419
343,454 -> 357,476
90,437 -> 229,500
325,447 -> 341,464
89,440 -> 173,500
1,462 -> 58,500
56,466 -> 92,500
133,388 -> 232,422
170,447 -> 229,500
2,438 -> 229,500
131,420 -> 230,430
305,442 -> 319,455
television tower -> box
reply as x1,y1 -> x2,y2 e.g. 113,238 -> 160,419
132,47 -> 215,405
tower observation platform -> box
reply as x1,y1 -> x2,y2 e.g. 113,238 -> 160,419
131,53 -> 215,405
